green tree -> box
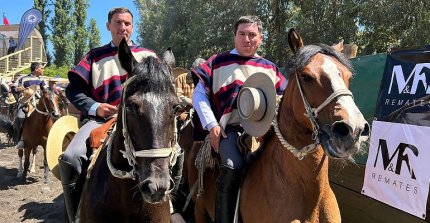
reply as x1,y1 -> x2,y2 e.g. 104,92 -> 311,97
33,0 -> 52,65
73,0 -> 89,65
356,0 -> 430,54
51,0 -> 75,67
88,18 -> 101,49
136,0 -> 258,67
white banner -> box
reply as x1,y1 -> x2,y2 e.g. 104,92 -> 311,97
362,120 -> 430,219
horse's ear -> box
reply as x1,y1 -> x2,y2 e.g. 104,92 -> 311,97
332,39 -> 344,53
287,28 -> 304,53
162,47 -> 175,71
118,38 -> 137,77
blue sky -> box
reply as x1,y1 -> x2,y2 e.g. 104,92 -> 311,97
1,0 -> 140,45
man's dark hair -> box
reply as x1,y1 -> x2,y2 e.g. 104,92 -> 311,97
108,7 -> 133,23
30,62 -> 43,72
234,15 -> 263,35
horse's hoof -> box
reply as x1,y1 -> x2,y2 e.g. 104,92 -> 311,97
30,168 -> 36,173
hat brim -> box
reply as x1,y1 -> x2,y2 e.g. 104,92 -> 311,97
18,85 -> 38,104
5,95 -> 16,104
46,115 -> 79,180
238,72 -> 277,137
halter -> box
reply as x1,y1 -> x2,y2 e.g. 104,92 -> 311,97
273,71 -> 353,160
107,75 -> 180,180
31,91 -> 59,119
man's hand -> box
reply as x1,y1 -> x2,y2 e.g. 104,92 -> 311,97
16,86 -> 25,92
209,125 -> 227,153
96,103 -> 118,118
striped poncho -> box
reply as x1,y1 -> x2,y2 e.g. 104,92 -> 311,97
69,43 -> 156,106
193,52 -> 287,129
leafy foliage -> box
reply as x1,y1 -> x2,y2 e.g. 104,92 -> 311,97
21,65 -> 70,78
33,0 -> 52,65
88,18 -> 101,49
73,0 -> 89,66
51,0 -> 75,67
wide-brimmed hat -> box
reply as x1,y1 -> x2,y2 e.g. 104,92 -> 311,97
237,72 -> 277,137
4,93 -> 16,105
18,85 -> 38,104
46,115 -> 79,180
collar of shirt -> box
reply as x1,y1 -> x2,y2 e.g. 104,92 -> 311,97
230,48 -> 260,57
110,40 -> 135,47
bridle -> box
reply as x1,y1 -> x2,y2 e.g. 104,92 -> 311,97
107,75 -> 180,180
272,56 -> 353,160
32,90 -> 60,119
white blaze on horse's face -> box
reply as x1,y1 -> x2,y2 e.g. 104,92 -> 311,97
321,57 -> 359,118
319,56 -> 369,158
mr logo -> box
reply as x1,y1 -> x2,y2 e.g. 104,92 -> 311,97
388,63 -> 430,95
374,139 -> 418,179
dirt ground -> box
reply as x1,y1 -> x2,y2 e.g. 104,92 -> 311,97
0,133 -> 64,223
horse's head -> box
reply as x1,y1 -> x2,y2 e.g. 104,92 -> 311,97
285,29 -> 369,159
39,88 -> 61,120
118,39 -> 180,203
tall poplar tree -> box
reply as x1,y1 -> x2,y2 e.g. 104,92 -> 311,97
33,0 -> 52,65
73,0 -> 89,65
88,18 -> 101,50
51,0 -> 75,67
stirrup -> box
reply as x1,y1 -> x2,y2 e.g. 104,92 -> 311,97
15,140 -> 24,150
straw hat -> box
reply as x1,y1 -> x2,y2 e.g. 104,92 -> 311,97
46,115 -> 79,180
4,93 -> 16,105
237,72 -> 277,137
18,85 -> 38,104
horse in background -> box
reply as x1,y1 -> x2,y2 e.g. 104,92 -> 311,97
78,39 -> 181,222
17,87 -> 61,182
0,114 -> 14,145
185,29 -> 370,223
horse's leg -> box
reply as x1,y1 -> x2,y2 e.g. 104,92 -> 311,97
17,149 -> 23,178
22,147 -> 31,181
42,145 -> 50,184
30,149 -> 37,173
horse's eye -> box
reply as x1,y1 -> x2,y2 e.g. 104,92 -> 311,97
301,74 -> 313,82
125,102 -> 139,115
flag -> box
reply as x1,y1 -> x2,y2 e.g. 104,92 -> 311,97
3,13 -> 9,26
17,8 -> 42,49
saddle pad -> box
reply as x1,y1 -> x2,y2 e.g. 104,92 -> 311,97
89,116 -> 117,150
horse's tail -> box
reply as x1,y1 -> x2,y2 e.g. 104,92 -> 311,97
0,114 -> 14,143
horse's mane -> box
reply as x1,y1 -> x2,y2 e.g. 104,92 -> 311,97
125,56 -> 175,97
287,44 -> 354,75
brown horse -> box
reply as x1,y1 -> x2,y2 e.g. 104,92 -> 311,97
185,29 -> 370,223
17,88 -> 61,182
78,39 -> 181,222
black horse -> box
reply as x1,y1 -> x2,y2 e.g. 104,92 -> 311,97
78,39 -> 182,222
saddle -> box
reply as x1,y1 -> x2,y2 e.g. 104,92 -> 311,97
86,117 -> 117,179
89,117 -> 117,151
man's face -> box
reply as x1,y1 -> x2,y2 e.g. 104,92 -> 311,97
34,66 -> 44,76
234,23 -> 263,57
107,12 -> 133,46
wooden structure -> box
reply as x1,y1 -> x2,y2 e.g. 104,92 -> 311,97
329,53 -> 429,222
0,24 -> 47,78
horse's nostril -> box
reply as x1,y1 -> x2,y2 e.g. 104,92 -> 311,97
140,180 -> 155,194
332,121 -> 350,138
361,122 -> 370,136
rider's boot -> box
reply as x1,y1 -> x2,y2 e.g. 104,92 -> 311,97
58,157 -> 82,223
14,117 -> 24,149
215,165 -> 243,223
